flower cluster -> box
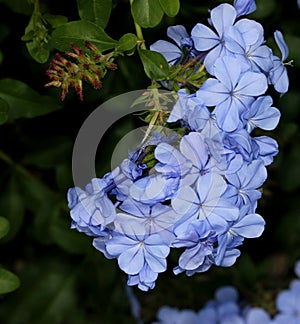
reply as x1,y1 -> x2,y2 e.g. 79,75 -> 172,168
45,41 -> 117,100
67,0 -> 291,291
151,260 -> 300,324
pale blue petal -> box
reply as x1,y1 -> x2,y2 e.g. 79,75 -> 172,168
215,285 -> 239,302
231,213 -> 265,238
219,248 -> 241,267
167,25 -> 189,46
197,78 -> 229,106
171,186 -> 199,215
235,71 -> 268,96
234,19 -> 262,46
210,4 -> 237,37
214,56 -> 242,91
234,0 -> 256,17
274,30 -> 289,61
118,244 -> 144,274
245,308 -> 271,324
191,23 -> 219,51
150,40 -> 182,64
179,132 -> 208,170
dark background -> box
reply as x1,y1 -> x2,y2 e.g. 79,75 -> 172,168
0,0 -> 300,323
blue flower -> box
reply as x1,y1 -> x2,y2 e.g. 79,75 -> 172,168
152,306 -> 198,324
243,96 -> 281,132
224,160 -> 267,209
273,280 -> 300,323
197,56 -> 268,132
191,3 -> 237,73
67,178 -> 116,236
105,222 -> 170,289
150,25 -> 199,65
269,30 -> 292,95
215,205 -> 265,265
171,172 -> 239,234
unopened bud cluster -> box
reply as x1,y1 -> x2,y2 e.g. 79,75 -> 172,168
45,41 -> 117,100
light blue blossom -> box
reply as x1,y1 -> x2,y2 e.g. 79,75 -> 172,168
224,160 -> 267,208
197,55 -> 268,132
191,3 -> 237,73
243,96 -> 281,132
152,306 -> 198,324
150,25 -> 199,65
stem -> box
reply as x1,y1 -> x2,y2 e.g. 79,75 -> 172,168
129,0 -> 146,49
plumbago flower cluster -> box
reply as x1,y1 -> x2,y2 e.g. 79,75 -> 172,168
151,260 -> 300,324
68,1 -> 291,291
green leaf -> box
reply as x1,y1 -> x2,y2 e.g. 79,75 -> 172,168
77,0 -> 112,29
25,39 -> 50,64
22,9 -> 50,63
0,217 -> 9,239
159,0 -> 180,17
51,20 -> 117,52
0,78 -> 61,121
0,98 -> 9,125
0,268 -> 20,294
116,33 -> 137,52
44,14 -> 68,29
131,0 -> 164,28
138,48 -> 170,80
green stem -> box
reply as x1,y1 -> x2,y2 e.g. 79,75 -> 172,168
129,0 -> 146,49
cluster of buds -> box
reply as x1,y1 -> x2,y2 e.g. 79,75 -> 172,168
45,41 -> 117,100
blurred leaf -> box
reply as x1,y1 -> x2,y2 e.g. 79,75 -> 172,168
0,216 -> 9,239
138,48 -> 170,80
0,50 -> 3,65
0,78 -> 61,121
117,33 -> 137,52
131,0 -> 164,28
0,268 -> 20,294
0,173 -> 25,241
77,0 -> 112,29
50,215 -> 91,254
159,0 -> 180,17
277,142 -> 300,191
22,136 -> 72,169
2,259 -> 79,324
0,23 -> 10,43
250,0 -> 276,19
0,0 -> 33,15
284,34 -> 300,68
51,20 -> 117,52
0,97 -> 9,125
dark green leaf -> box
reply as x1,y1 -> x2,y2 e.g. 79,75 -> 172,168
77,0 -> 112,29
25,39 -> 50,64
0,0 -> 33,15
131,0 -> 164,28
159,0 -> 180,17
0,217 -> 9,239
51,20 -> 117,52
0,268 -> 20,294
0,174 -> 25,242
44,14 -> 68,28
0,98 -> 9,124
116,33 -> 137,52
0,78 -> 61,121
138,48 -> 170,80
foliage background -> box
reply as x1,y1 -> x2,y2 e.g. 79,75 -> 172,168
0,0 -> 300,323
